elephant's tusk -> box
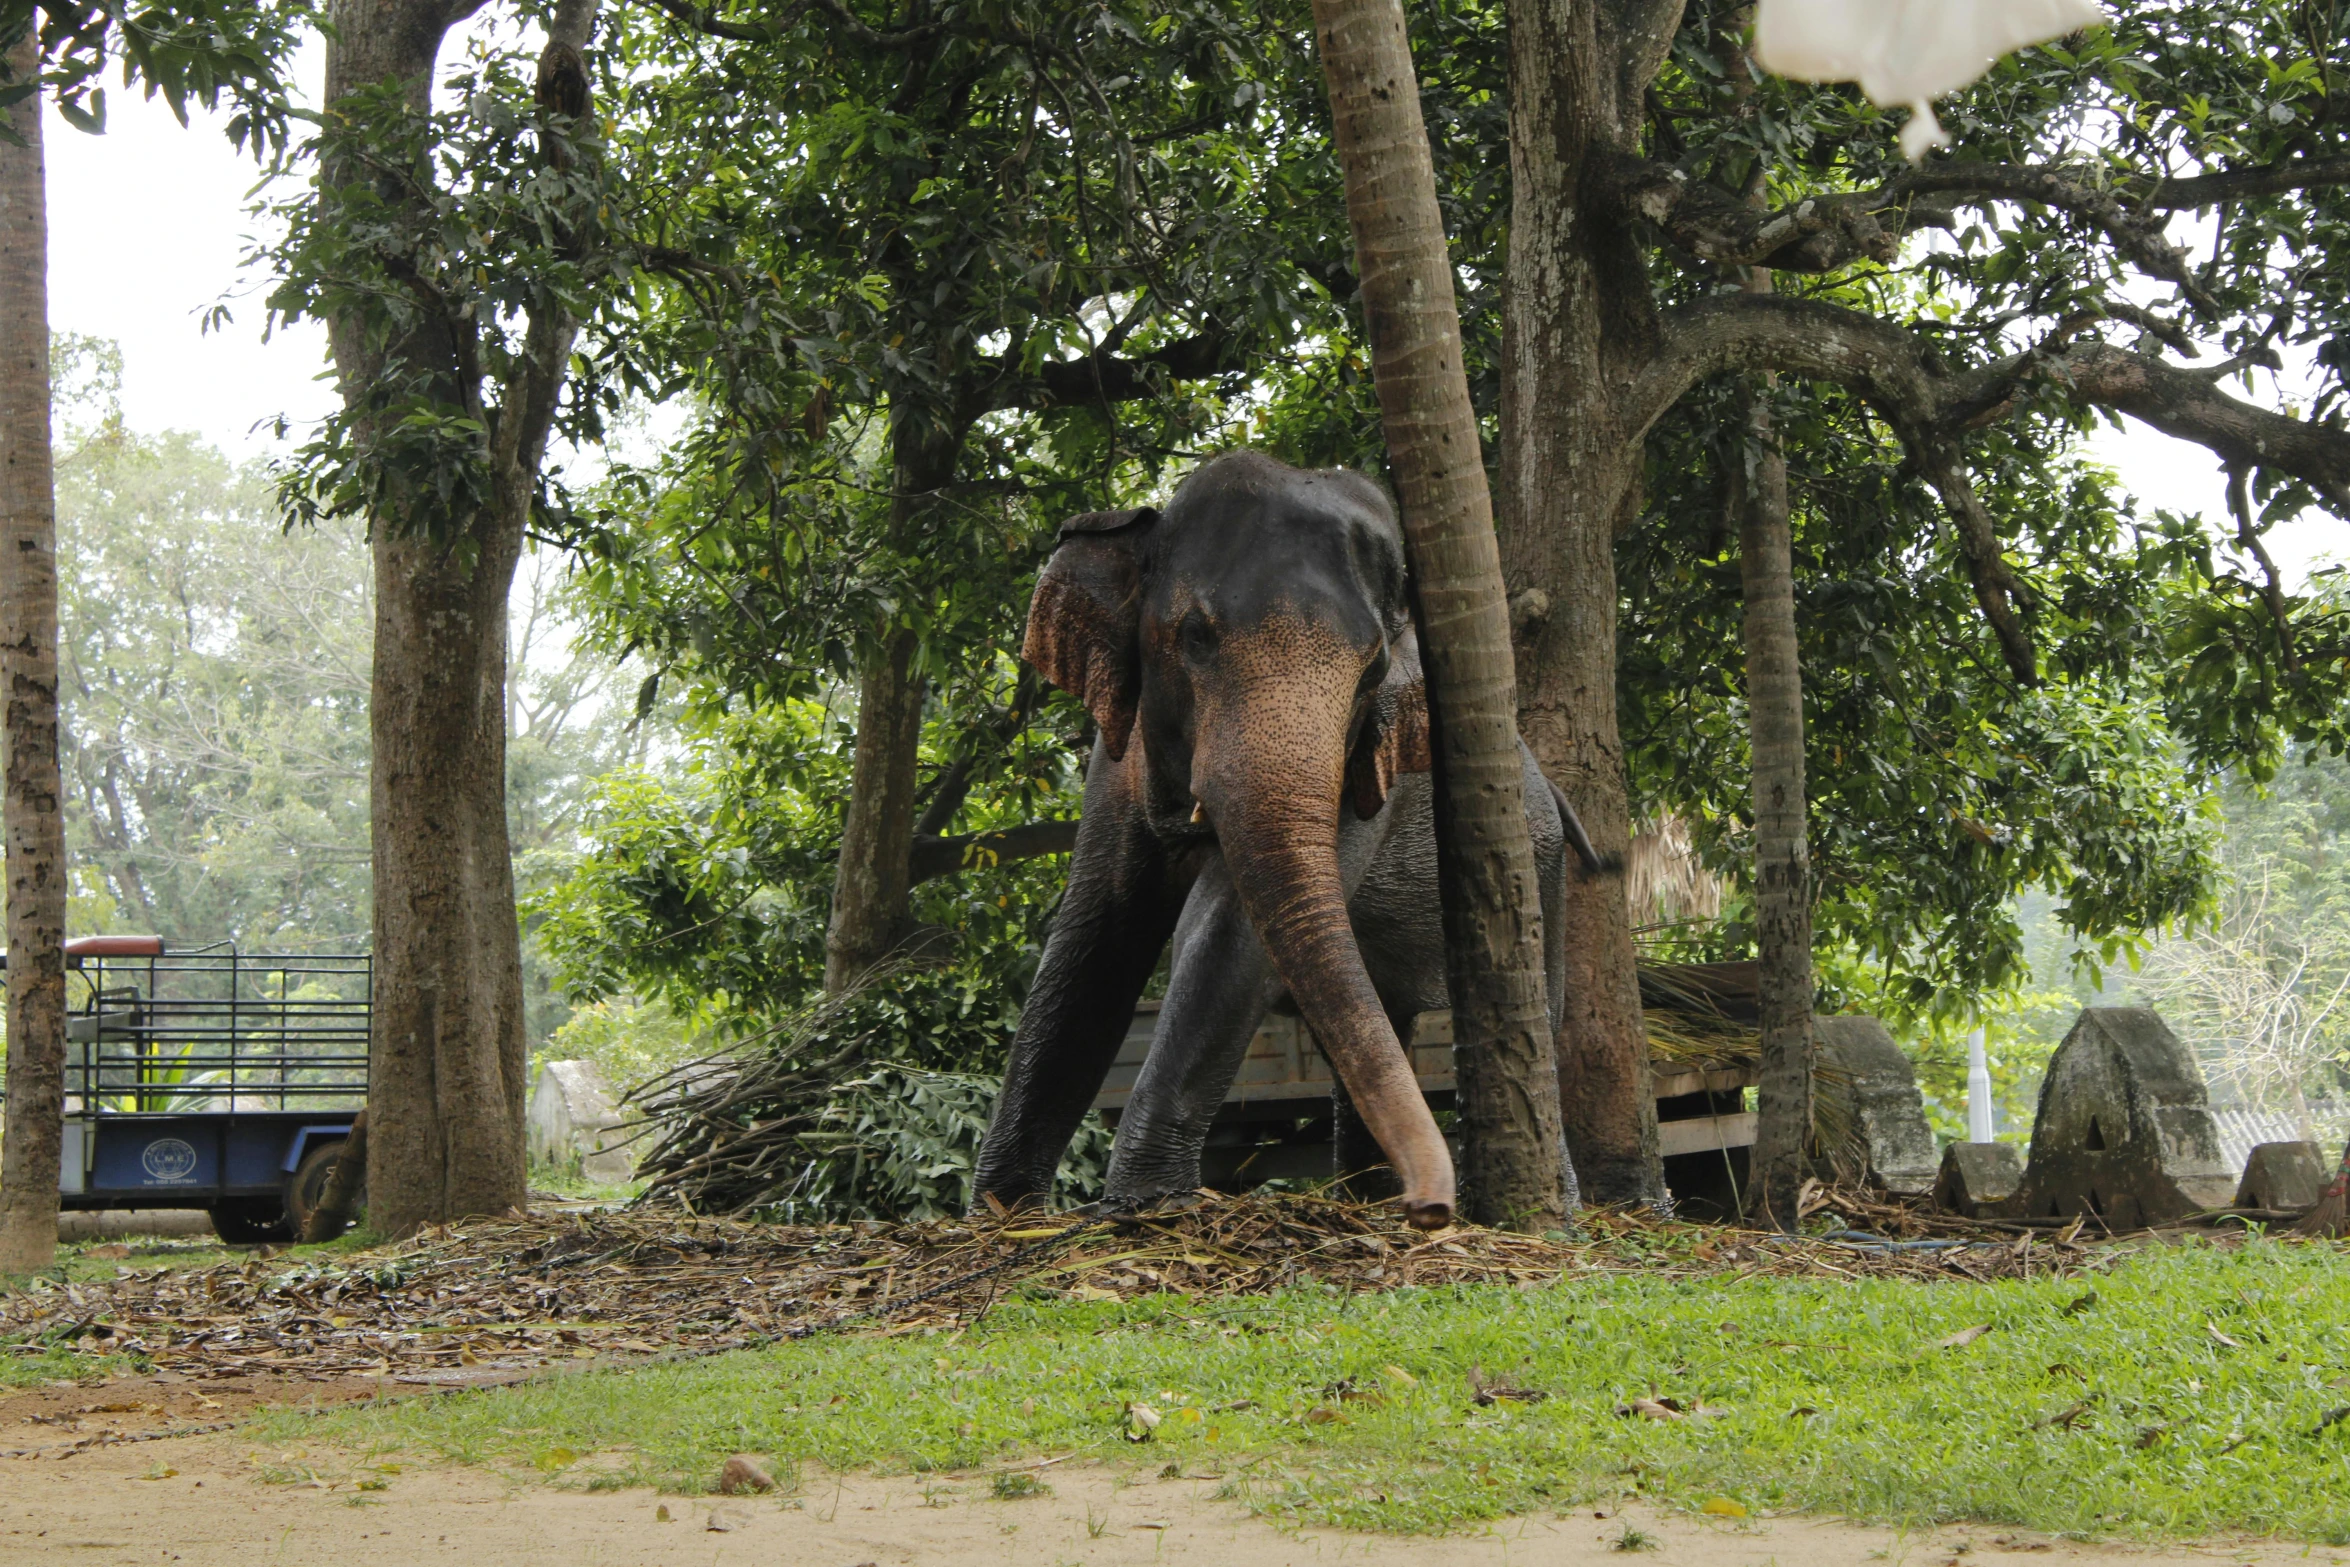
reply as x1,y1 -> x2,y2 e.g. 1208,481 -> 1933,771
1190,800 -> 1207,825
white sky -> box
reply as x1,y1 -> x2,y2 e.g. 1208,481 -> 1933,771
43,66 -> 338,456
37,72 -> 2347,589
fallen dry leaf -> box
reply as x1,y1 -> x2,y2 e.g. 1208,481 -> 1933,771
1468,1365 -> 1548,1407
1700,1496 -> 1748,1518
2033,1399 -> 2094,1430
1618,1396 -> 1685,1421
1938,1323 -> 1994,1349
2206,1322 -> 2244,1349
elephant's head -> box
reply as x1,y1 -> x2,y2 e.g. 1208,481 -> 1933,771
1022,451 -> 1453,1227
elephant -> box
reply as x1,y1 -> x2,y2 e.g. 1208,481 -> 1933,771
970,450 -> 1603,1229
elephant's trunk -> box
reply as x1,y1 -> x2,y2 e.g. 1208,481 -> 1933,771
1202,709 -> 1455,1228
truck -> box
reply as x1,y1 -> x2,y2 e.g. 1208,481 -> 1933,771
6,938 -> 370,1243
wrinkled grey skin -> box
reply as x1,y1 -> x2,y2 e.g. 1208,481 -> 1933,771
971,450 -> 1588,1213
1098,760 -> 1573,1206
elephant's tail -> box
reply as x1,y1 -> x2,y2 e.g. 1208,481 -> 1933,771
1545,775 -> 1622,880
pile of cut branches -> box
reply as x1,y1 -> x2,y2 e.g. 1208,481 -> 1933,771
623,1043 -> 1110,1221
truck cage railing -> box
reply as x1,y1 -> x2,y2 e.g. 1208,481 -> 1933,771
49,940 -> 370,1116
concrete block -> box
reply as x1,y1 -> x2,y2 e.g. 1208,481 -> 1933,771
1813,1015 -> 1939,1196
2235,1140 -> 2328,1210
527,1059 -> 635,1183
1935,1142 -> 2024,1217
2012,1008 -> 2238,1226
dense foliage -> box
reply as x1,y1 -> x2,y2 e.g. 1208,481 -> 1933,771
530,0 -> 2350,1073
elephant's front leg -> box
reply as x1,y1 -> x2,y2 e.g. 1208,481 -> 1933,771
1101,852 -> 1280,1206
973,756 -> 1186,1212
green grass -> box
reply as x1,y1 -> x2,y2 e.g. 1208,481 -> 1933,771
527,1158 -> 643,1204
257,1236 -> 2350,1539
0,1342 -> 120,1390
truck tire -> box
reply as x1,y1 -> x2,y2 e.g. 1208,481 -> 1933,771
285,1139 -> 358,1242
208,1198 -> 293,1245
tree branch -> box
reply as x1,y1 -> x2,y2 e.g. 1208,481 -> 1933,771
1917,435 -> 2039,684
1604,154 -> 1929,273
962,331 -> 1242,417
1635,293 -> 2350,682
636,0 -> 768,42
906,819 -> 1078,886
2151,157 -> 2350,209
2228,465 -> 2302,677
1607,152 -> 2350,303
1638,294 -> 2350,517
633,0 -> 941,47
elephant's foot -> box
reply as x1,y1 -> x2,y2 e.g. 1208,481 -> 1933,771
1080,1183 -> 1214,1221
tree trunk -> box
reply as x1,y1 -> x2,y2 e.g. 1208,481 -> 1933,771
825,626 -> 927,991
326,0 -> 597,1234
0,40 -> 65,1273
1735,270 -> 1814,1228
365,513 -> 531,1232
822,417 -> 959,994
1496,0 -> 1666,1209
1313,0 -> 1567,1229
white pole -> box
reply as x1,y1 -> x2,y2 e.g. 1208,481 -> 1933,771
1966,1026 -> 1995,1143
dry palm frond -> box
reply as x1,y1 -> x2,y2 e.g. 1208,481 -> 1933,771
1626,813 -> 1726,926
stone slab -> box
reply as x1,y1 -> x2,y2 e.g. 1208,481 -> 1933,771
2235,1140 -> 2328,1210
2011,1008 -> 2237,1226
1813,1015 -> 1939,1196
1934,1141 -> 2024,1217
527,1059 -> 635,1182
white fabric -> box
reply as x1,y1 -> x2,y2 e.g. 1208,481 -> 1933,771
1754,0 -> 2107,158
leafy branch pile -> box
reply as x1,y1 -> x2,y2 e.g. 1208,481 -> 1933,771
623,1031 -> 1111,1223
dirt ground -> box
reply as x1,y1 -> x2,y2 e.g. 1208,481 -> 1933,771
1,1384 -> 2344,1567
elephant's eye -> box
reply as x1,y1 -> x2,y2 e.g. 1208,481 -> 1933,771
1178,609 -> 1218,662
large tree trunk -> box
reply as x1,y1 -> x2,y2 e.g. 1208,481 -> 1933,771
327,0 -> 596,1234
365,514 -> 531,1232
1735,272 -> 1814,1228
1496,0 -> 1667,1209
0,40 -> 66,1273
1314,0 -> 1567,1229
822,417 -> 959,994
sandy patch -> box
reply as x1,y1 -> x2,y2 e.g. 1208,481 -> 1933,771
1,1430 -> 2342,1567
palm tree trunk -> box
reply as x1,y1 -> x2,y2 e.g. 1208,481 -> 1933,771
0,42 -> 67,1273
1313,0 -> 1567,1228
1738,271 -> 1815,1228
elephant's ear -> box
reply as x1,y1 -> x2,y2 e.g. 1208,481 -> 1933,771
1347,627 -> 1432,818
1022,507 -> 1160,761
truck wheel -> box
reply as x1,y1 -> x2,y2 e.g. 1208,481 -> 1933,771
285,1139 -> 358,1241
208,1198 -> 294,1245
